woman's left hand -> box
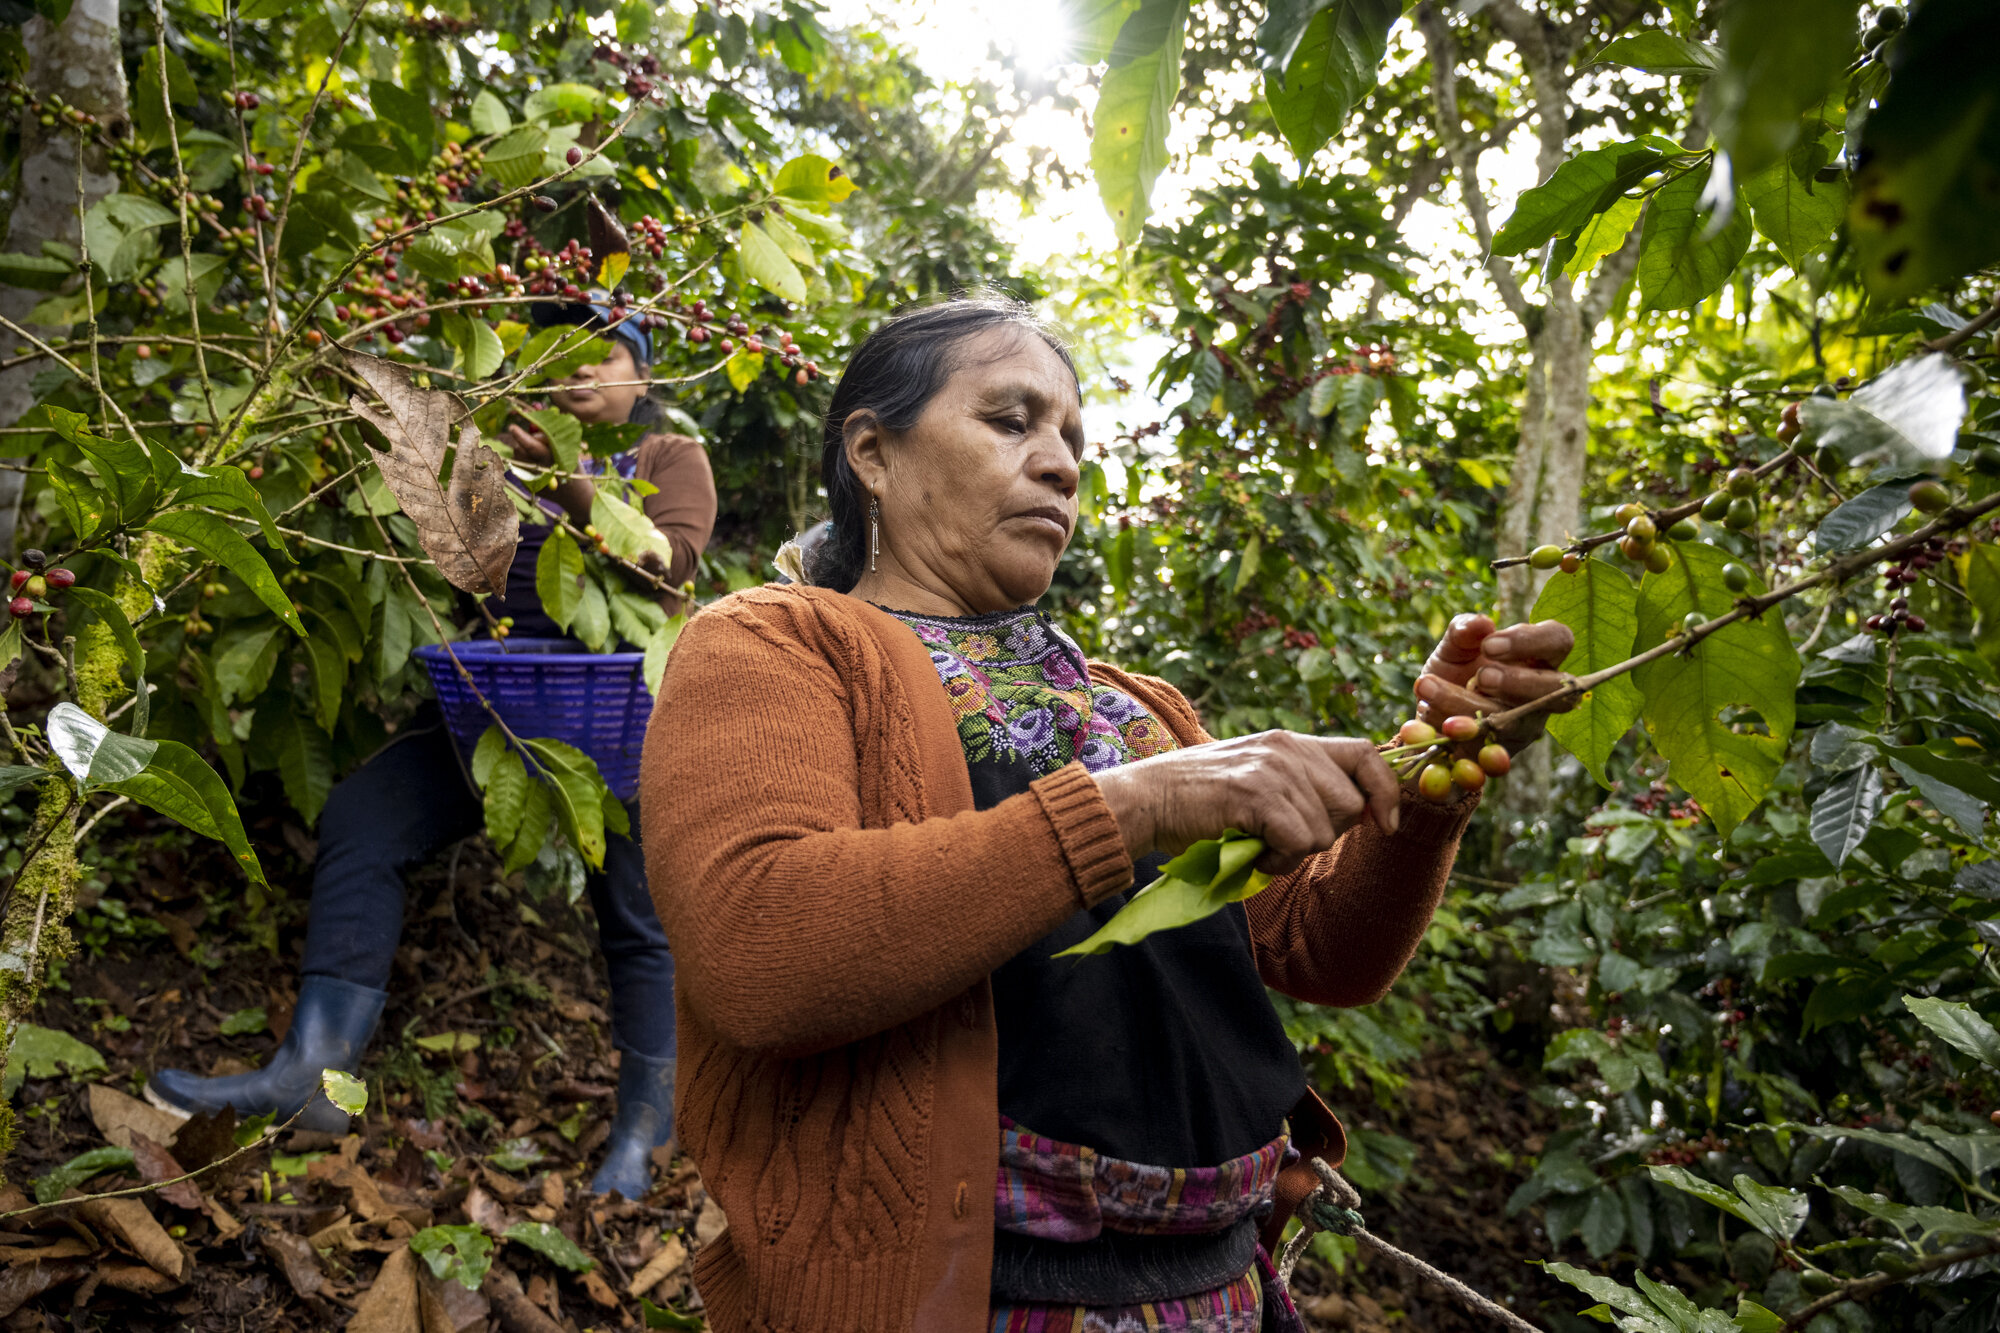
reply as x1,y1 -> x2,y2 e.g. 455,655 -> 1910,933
1413,613 -> 1576,754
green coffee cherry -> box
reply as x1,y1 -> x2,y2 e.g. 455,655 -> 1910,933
1725,496 -> 1758,530
1682,611 -> 1705,637
1701,491 -> 1733,522
1528,544 -> 1563,570
1722,562 -> 1751,593
1667,518 -> 1699,542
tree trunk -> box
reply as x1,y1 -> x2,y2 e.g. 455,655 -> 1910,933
0,0 -> 129,555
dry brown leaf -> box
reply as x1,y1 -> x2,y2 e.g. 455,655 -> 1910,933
262,1227 -> 325,1300
346,353 -> 520,596
127,1130 -> 204,1210
97,1260 -> 183,1296
552,998 -> 608,1025
464,1183 -> 513,1237
348,1244 -> 424,1333
76,1197 -> 188,1281
481,1264 -> 565,1333
0,1258 -> 87,1315
694,1193 -> 727,1248
423,1268 -> 491,1333
625,1234 -> 686,1298
323,1159 -> 416,1236
88,1084 -> 186,1152
0,1237 -> 93,1266
579,1266 -> 619,1308
206,1194 -> 245,1239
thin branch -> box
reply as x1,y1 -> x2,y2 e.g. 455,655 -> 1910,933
1781,1237 -> 2000,1330
0,317 -> 146,451
1925,292 -> 2000,354
150,0 -> 218,427
261,0 -> 366,316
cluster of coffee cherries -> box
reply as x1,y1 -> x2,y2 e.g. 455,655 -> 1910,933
590,43 -> 665,101
688,307 -> 823,385
1696,467 -> 1762,531
1382,716 -> 1510,803
1867,534 -> 1952,635
7,82 -> 102,132
519,237 -> 597,298
632,214 -> 673,259
8,550 -> 74,619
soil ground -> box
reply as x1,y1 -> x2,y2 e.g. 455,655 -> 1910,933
2,805 -> 1589,1331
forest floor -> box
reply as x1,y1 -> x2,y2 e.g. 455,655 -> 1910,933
1,807 -> 1587,1331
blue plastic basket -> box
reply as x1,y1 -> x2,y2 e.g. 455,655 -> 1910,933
414,639 -> 652,802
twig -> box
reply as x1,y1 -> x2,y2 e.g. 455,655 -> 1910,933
1480,489 -> 2000,738
264,2 -> 365,272
1925,292 -> 2000,355
1796,594 -> 1837,656
0,316 -> 145,450
1780,1237 -> 2000,1329
72,794 -> 130,845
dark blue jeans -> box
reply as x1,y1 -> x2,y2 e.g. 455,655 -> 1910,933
300,707 -> 675,1060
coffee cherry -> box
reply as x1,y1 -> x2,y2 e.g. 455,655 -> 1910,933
1625,514 -> 1657,543
8,597 -> 30,619
134,344 -> 153,359
1700,491 -> 1732,522
21,549 -> 44,569
1645,545 -> 1672,574
44,568 -> 73,590
1477,743 -> 1511,776
533,196 -> 557,212
1559,552 -> 1582,574
1724,497 -> 1757,530
1667,518 -> 1699,542
1972,445 -> 2000,476
1726,467 -> 1758,496
1528,545 -> 1563,570
1905,615 -> 1926,632
7,571 -> 25,592
1620,536 -> 1650,562
1397,720 -> 1438,746
795,369 -> 810,386
1681,611 -> 1705,637
21,575 -> 44,600
1451,758 -> 1487,792
1722,562 -> 1751,593
1908,480 -> 1950,514
1417,764 -> 1453,803
1440,715 -> 1481,742
1814,444 -> 1841,473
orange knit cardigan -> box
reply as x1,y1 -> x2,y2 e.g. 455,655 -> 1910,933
640,585 -> 1475,1332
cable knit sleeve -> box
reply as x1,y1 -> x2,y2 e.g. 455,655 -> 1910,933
641,603 -> 1134,1059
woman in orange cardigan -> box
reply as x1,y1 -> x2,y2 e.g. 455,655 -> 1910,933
641,296 -> 1573,1332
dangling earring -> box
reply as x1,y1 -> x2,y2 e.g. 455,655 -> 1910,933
868,494 -> 881,573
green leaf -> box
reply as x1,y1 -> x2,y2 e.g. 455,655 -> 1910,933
532,527 -> 587,638
1904,995 -> 2000,1069
1534,559 -> 1644,789
1089,0 -> 1189,245
146,509 -> 304,634
1799,355 -> 1965,469
302,635 -> 347,732
1785,1121 -> 1964,1179
1814,477 -> 1918,554
1730,1175 -> 1809,1242
771,153 -> 856,204
101,736 -> 267,887
1071,0 -> 1143,62
469,89 -> 512,135
639,1297 -> 708,1329
483,746 -> 530,851
1631,542 -> 1799,838
523,82 -> 604,124
0,251 -> 74,291
737,220 -> 806,302
1705,0 -> 1857,182
452,318 -> 506,381
1589,32 -> 1722,77
504,1221 -> 595,1272
1742,137 -> 1846,272
170,463 -> 286,551
33,1146 -> 135,1205
1057,831 -> 1271,956
1580,1186 -> 1626,1259
590,489 -> 675,567
46,702 -> 150,785
272,711 -> 334,825
5,1023 -> 107,1099
1562,195 -> 1643,279
1886,757 -> 1986,838
1263,0 -> 1399,162
519,406 -> 583,474
1540,1262 -> 1669,1331
219,1006 -> 267,1035
1823,1183 -> 2000,1245
482,125 -> 550,188
487,1136 -> 546,1172
1849,1 -> 2000,298
521,737 -> 613,868
1636,167 -> 1752,312
409,1224 -> 493,1291
66,588 -> 149,737
1492,136 -> 1680,257
0,765 -> 50,800
322,1067 -> 368,1114
1735,1300 -> 1784,1333
1810,764 -> 1884,868
368,79 -> 435,163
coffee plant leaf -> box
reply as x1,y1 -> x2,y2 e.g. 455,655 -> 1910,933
66,588 -> 149,737
1810,763 -> 1884,868
1886,757 -> 1986,838
1800,355 -> 1966,468
1491,135 -> 1680,257
1588,31 -> 1722,77
504,1220 -> 595,1273
409,1224 -> 492,1291
1742,134 -> 1846,274
1903,995 -> 2000,1069
737,220 -> 806,303
146,510 -> 304,634
1636,166 -> 1752,313
1814,475 -> 1922,553
1823,1183 -> 2000,1245
1089,0 -> 1188,244
1703,0 -> 1856,182
100,737 -> 267,887
1533,557 -> 1643,789
1263,0 -> 1400,161
347,354 -> 519,598
1056,831 -> 1269,956
535,525 -> 586,632
1632,542 -> 1799,837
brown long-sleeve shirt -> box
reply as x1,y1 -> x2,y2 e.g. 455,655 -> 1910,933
641,584 -> 1476,1332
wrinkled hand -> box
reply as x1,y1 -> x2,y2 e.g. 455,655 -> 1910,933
501,421 -> 553,465
1414,613 -> 1576,754
1094,731 -> 1403,876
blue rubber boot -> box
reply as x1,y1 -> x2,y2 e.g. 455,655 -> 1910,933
147,976 -> 387,1134
589,1052 -> 675,1199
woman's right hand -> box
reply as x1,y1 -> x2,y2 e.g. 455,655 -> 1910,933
502,421 -> 553,465
1092,731 -> 1402,876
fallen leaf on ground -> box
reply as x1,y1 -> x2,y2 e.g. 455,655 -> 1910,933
168,1107 -> 242,1176
127,1130 -> 203,1210
580,1266 -> 619,1307
481,1264 -> 565,1333
626,1234 -> 687,1298
423,1266 -> 491,1333
0,1259 -> 88,1316
348,1244 -> 423,1333
694,1194 -> 727,1247
465,1183 -> 513,1236
88,1084 -> 185,1151
261,1227 -> 325,1300
97,1260 -> 182,1296
0,1238 -> 93,1266
76,1197 -> 188,1281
